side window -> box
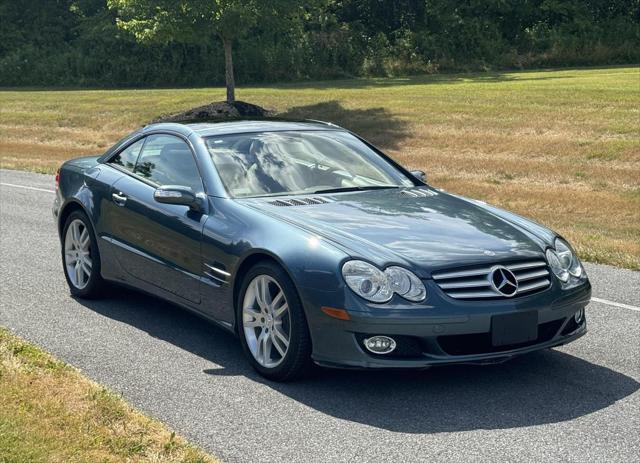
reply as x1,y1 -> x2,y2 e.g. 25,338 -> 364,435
110,139 -> 144,172
134,134 -> 203,192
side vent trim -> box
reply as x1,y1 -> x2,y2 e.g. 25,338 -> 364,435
204,263 -> 230,284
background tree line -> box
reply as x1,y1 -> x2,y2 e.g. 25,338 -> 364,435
1,0 -> 638,88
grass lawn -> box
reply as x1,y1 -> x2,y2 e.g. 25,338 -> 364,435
0,67 -> 638,269
0,328 -> 216,463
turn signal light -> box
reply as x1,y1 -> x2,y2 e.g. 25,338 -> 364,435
321,306 -> 350,321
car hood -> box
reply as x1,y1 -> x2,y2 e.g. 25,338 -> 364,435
243,188 -> 553,275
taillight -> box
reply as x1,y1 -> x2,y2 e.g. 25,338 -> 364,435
55,169 -> 60,190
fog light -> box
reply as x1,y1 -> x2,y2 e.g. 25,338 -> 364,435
574,308 -> 585,324
363,336 -> 396,355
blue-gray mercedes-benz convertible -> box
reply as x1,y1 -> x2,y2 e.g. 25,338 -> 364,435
53,119 -> 591,381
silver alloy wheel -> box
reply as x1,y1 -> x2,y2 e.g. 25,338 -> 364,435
64,218 -> 92,290
242,275 -> 291,368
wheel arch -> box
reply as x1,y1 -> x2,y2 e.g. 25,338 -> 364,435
57,200 -> 91,238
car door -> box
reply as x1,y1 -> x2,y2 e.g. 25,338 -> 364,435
103,133 -> 207,304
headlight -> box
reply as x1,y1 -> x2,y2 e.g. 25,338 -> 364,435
546,237 -> 583,284
546,249 -> 569,282
342,260 -> 427,303
555,238 -> 583,277
385,266 -> 427,301
342,260 -> 392,302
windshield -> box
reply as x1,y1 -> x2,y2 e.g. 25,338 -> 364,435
205,130 -> 414,198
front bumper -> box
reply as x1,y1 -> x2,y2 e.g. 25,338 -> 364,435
303,279 -> 591,369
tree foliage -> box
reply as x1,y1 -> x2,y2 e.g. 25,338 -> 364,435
0,0 -> 638,88
106,0 -> 308,101
107,0 -> 259,43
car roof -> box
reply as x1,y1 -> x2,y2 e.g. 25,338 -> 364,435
143,119 -> 344,138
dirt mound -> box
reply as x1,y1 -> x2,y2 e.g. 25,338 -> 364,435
152,101 -> 275,123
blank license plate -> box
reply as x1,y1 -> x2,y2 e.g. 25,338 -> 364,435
491,311 -> 538,346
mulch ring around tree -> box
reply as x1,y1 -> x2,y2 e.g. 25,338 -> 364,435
152,101 -> 276,123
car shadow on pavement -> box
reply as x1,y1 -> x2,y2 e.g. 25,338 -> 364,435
77,288 -> 640,434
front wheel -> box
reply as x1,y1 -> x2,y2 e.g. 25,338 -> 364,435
237,262 -> 312,381
61,210 -> 106,298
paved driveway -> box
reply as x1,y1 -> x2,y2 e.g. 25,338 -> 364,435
1,169 -> 639,462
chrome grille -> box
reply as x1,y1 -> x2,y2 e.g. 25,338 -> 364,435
432,260 -> 551,300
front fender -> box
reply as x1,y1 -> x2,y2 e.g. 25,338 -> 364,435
207,199 -> 349,293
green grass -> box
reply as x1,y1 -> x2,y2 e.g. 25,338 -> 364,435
0,328 -> 217,463
0,66 -> 638,269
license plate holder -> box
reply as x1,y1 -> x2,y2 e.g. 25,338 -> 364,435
491,311 -> 538,346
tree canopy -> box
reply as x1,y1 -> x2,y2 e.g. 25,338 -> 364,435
107,0 -> 309,101
107,0 -> 251,103
108,0 -> 258,43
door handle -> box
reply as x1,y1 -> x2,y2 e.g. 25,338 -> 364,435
112,192 -> 127,206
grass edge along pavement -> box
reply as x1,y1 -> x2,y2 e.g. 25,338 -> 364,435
0,327 -> 219,463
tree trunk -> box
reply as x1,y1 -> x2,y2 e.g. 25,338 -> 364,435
222,37 -> 235,104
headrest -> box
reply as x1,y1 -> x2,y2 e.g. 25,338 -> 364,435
160,143 -> 191,160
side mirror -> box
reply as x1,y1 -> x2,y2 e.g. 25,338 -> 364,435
410,170 -> 427,183
153,185 -> 202,212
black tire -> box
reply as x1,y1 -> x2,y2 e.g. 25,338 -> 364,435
237,261 -> 313,381
61,210 -> 106,298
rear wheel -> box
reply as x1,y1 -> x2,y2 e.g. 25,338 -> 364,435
61,210 -> 106,298
237,262 -> 312,381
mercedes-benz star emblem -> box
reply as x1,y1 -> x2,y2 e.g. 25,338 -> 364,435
489,266 -> 518,297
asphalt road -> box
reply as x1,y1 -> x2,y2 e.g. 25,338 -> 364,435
1,169 -> 639,462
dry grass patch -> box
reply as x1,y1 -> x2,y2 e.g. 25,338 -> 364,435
0,67 -> 638,268
0,327 -> 218,463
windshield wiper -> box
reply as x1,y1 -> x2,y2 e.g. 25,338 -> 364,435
312,185 -> 399,194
